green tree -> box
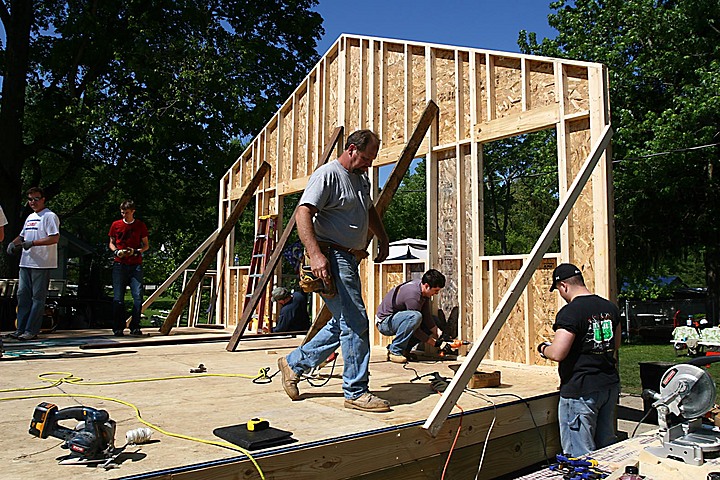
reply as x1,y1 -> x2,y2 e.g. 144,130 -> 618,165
0,1 -> 323,282
483,130 -> 559,255
382,159 -> 427,242
519,0 -> 720,312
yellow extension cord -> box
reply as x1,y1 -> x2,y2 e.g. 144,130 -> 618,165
0,369 -> 271,479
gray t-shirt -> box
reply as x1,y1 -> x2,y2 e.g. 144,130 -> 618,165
376,280 -> 432,328
299,159 -> 371,250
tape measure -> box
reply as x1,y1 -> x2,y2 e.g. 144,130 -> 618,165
247,418 -> 269,431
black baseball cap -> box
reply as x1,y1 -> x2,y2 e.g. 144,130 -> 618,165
549,263 -> 582,292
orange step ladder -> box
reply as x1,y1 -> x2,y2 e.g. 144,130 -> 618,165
242,215 -> 277,332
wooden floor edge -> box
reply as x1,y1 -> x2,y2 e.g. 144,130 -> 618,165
118,393 -> 560,480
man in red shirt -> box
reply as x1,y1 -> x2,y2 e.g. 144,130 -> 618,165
108,200 -> 149,336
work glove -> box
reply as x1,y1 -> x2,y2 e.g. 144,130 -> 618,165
21,240 -> 34,250
115,248 -> 133,258
6,243 -> 17,255
537,341 -> 551,359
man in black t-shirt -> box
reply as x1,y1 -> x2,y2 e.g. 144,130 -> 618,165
537,263 -> 621,457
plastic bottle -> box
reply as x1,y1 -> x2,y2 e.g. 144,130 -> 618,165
619,465 -> 641,479
234,254 -> 240,266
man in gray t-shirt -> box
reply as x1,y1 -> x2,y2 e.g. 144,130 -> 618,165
278,129 -> 391,413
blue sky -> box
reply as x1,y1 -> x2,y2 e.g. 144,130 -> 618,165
311,0 -> 558,56
310,1 -> 560,182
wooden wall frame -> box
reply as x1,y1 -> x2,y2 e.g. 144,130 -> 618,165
215,34 -> 614,367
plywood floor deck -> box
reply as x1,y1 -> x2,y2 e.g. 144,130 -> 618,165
1,329 -> 561,479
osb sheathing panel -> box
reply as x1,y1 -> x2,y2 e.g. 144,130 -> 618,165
437,151 -> 458,311
460,52 -> 471,140
566,118 -> 596,291
435,49 -> 457,145
361,40 -> 371,129
347,39 -> 361,132
228,268 -> 249,327
266,124 -> 278,182
280,109 -> 293,184
384,43 -> 405,147
533,258 -> 559,366
411,47 -> 426,129
494,56 -> 523,118
242,155 -> 253,187
476,54 -> 488,123
493,259 -> 526,363
528,60 -> 556,110
565,65 -> 590,115
305,77 -> 316,177
326,53 -> 339,140
462,150 -> 475,339
372,42 -> 381,132
295,89 -> 308,179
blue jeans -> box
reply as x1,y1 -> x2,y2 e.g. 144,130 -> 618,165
376,310 -> 422,355
286,249 -> 370,400
16,268 -> 52,336
112,263 -> 143,331
558,384 -> 620,456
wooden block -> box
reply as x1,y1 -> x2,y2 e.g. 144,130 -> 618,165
468,370 -> 501,389
449,364 -> 501,388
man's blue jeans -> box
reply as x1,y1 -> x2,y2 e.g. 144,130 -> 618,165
558,384 -> 620,456
376,310 -> 422,355
286,249 -> 370,400
16,267 -> 51,336
112,263 -> 143,331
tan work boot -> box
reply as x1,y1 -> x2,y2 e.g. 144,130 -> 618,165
387,351 -> 408,364
278,357 -> 301,400
344,392 -> 391,412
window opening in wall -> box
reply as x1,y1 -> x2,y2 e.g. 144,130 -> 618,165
482,129 -> 559,255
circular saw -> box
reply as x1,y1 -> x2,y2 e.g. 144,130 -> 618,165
643,363 -> 720,465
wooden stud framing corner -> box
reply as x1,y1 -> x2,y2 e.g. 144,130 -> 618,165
423,124 -> 613,437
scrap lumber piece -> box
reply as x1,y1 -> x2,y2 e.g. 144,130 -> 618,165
160,162 -> 270,335
423,124 -> 613,437
301,100 -> 439,346
225,126 -> 344,351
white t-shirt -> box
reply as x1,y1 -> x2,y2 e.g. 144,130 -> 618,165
20,208 -> 60,269
0,206 -> 7,227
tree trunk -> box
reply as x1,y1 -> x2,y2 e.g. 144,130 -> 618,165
0,1 -> 33,278
705,242 -> 719,326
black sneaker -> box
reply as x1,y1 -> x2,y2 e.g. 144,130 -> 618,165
6,331 -> 21,339
129,329 -> 144,336
113,330 -> 125,337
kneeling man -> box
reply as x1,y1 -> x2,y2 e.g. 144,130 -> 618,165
375,269 -> 451,363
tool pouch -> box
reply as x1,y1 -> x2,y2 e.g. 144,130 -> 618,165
299,249 -> 337,298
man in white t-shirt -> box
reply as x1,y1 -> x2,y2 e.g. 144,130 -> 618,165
6,187 -> 60,340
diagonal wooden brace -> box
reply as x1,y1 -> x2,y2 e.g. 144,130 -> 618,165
159,162 -> 271,335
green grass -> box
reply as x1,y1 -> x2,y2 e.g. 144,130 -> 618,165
619,340 -> 720,402
116,292 -> 183,328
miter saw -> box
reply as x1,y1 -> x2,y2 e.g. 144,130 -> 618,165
642,360 -> 720,465
29,402 -> 117,466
